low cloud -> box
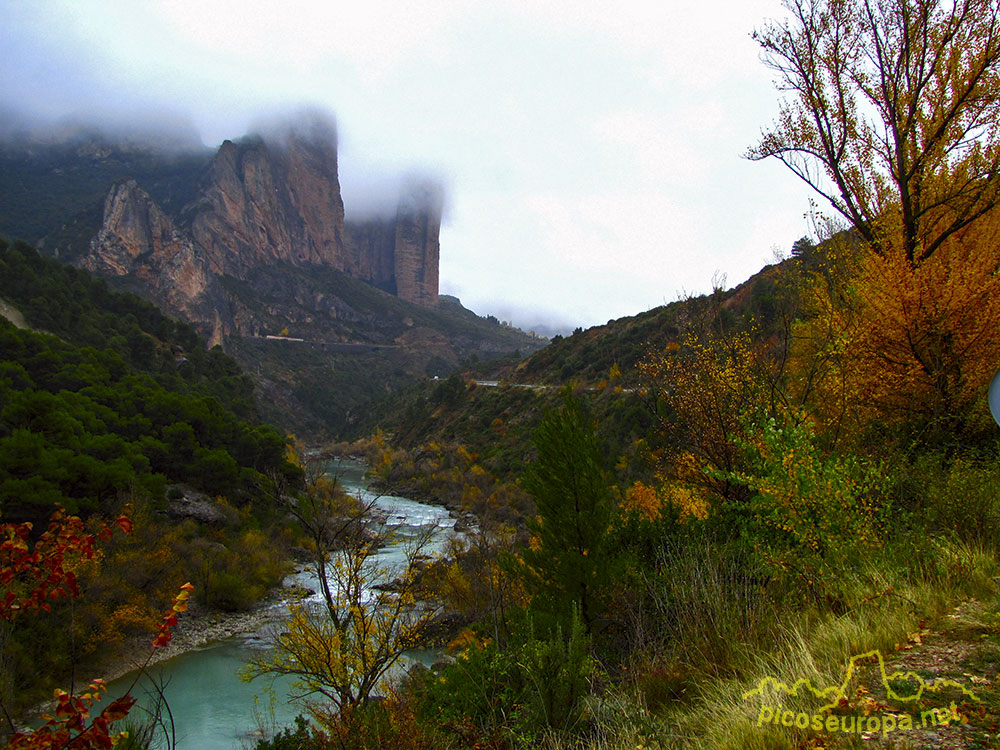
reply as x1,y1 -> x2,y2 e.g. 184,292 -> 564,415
0,102 -> 205,152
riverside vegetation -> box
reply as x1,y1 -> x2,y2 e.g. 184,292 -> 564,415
5,0 -> 1000,747
261,0 -> 1000,746
0,238 -> 305,743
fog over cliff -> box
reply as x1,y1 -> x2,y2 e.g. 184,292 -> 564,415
0,104 -> 206,154
1,0 -> 822,332
245,107 -> 446,221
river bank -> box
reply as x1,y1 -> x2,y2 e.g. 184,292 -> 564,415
97,456 -> 384,686
97,595 -> 283,687
20,458 -> 463,749
20,585 -> 295,734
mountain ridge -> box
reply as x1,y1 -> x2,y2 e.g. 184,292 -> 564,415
0,113 -> 543,438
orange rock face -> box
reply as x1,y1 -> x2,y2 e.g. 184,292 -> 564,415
85,114 -> 441,337
84,179 -> 209,317
189,130 -> 346,277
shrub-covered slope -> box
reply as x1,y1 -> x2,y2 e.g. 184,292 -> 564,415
0,238 -> 299,522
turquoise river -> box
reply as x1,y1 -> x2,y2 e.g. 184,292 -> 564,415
104,459 -> 455,749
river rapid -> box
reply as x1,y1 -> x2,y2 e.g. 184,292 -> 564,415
104,459 -> 455,750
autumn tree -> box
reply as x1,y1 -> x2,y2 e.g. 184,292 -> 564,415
751,0 -> 1000,441
749,0 -> 1000,264
638,326 -> 790,505
246,461 -> 441,719
435,506 -> 527,646
792,215 -> 1000,440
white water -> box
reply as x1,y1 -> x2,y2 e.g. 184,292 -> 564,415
104,459 -> 454,749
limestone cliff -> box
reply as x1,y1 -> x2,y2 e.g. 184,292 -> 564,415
83,115 -> 441,343
342,218 -> 398,294
188,117 -> 345,277
342,179 -> 443,306
84,180 -> 215,325
393,180 -> 441,309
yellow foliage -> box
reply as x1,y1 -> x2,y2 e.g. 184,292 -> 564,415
731,417 -> 883,591
284,435 -> 306,469
622,481 -> 709,523
460,484 -> 481,508
245,482 -> 442,715
663,484 -> 709,522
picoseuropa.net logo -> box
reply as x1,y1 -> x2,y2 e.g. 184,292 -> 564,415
742,649 -> 980,739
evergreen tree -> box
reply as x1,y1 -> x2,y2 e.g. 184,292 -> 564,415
520,388 -> 612,631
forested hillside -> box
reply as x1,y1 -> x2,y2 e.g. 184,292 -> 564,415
348,259 -> 790,493
0,238 -> 301,724
0,239 -> 300,521
0,136 -> 210,261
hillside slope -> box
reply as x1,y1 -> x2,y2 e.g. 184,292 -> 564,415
0,238 -> 299,522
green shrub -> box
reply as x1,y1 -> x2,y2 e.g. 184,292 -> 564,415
900,452 -> 1000,548
720,417 -> 888,599
419,609 -> 593,745
204,570 -> 257,612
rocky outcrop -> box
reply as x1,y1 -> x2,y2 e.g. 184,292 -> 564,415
188,118 -> 345,277
166,486 -> 237,526
83,114 -> 440,339
343,178 -> 443,306
84,180 -> 214,322
394,180 -> 442,308
342,218 -> 398,294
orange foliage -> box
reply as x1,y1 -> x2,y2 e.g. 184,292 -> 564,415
622,482 -> 663,523
152,582 -> 194,649
794,216 -> 1000,441
4,682 -> 134,750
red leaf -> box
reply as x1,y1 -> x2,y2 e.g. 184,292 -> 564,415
102,695 -> 136,721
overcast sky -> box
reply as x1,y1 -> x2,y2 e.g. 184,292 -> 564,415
0,0 -> 818,334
